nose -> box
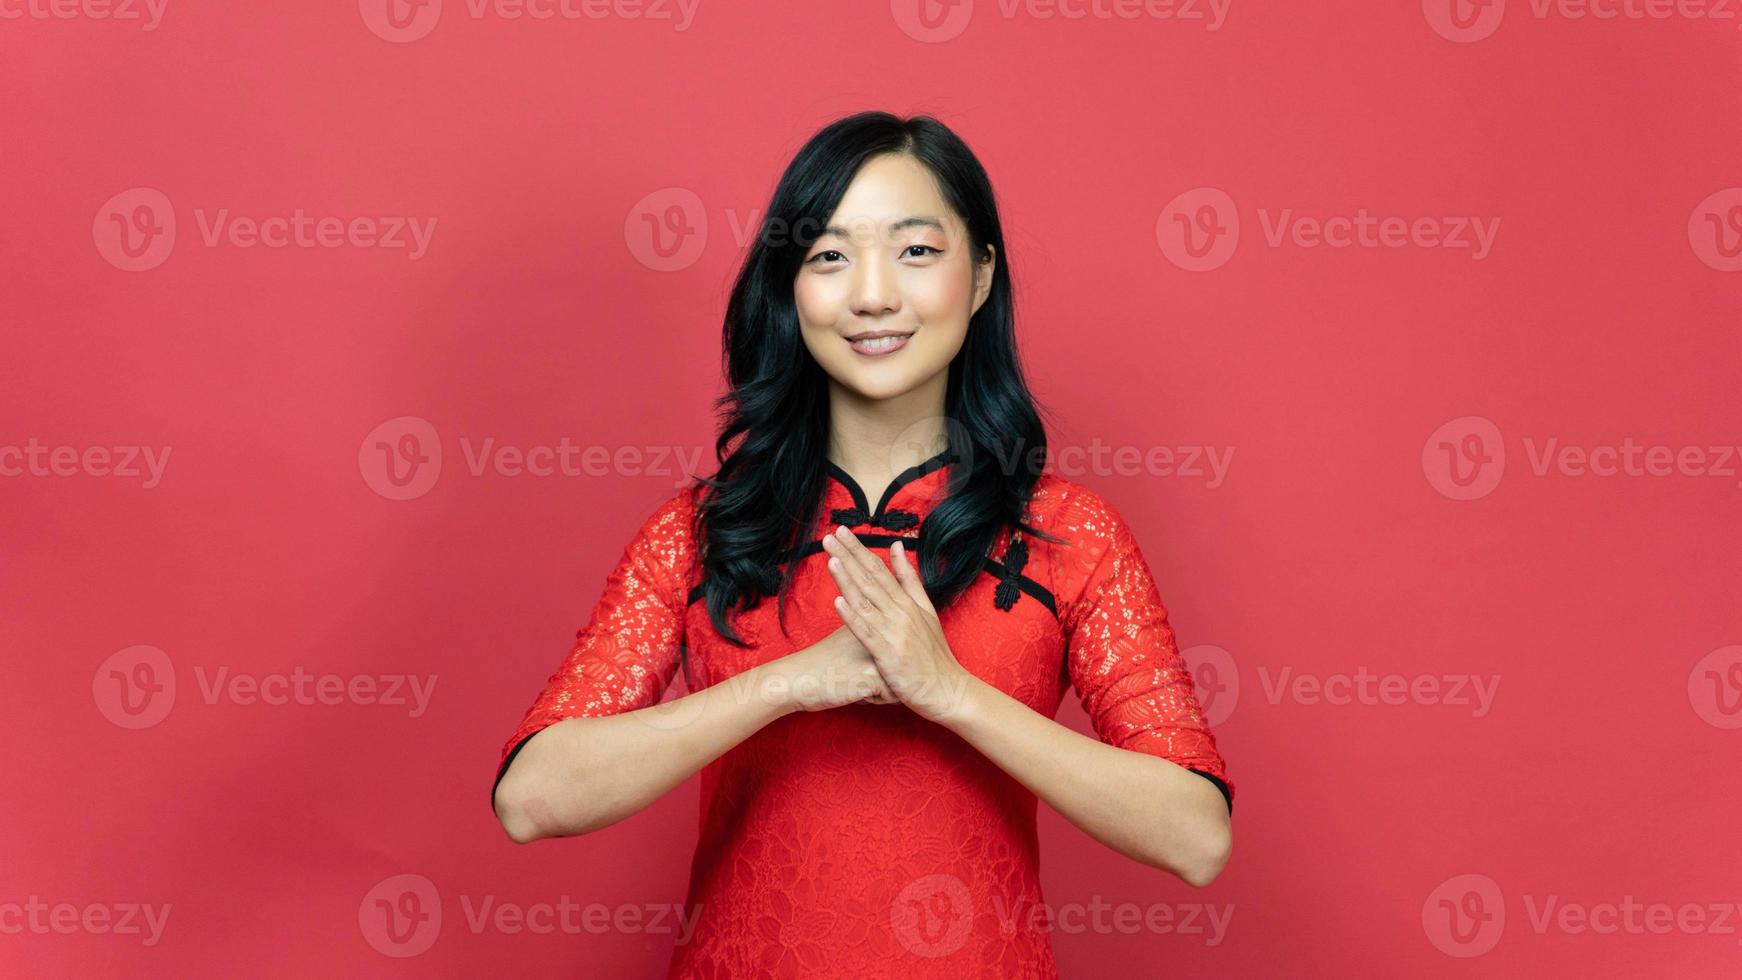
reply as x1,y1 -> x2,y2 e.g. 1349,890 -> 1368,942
848,253 -> 901,317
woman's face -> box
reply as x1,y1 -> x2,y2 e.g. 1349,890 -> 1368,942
794,153 -> 996,403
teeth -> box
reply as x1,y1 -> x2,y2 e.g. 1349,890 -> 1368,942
854,335 -> 904,350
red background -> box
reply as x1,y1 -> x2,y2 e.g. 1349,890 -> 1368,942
4,1 -> 1740,976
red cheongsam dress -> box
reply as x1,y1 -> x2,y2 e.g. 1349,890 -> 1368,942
493,448 -> 1234,979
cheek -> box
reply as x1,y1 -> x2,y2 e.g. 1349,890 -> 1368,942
793,277 -> 840,332
912,263 -> 974,319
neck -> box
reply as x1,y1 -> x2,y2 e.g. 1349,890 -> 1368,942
824,373 -> 950,493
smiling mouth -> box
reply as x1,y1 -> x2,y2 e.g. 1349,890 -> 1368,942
845,331 -> 913,356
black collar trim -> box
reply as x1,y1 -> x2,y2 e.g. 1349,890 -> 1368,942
823,447 -> 958,526
682,449 -> 1056,616
684,537 -> 1056,617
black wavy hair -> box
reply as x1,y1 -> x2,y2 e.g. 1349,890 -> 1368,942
691,110 -> 1061,647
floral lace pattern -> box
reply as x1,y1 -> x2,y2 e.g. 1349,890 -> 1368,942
495,460 -> 1233,978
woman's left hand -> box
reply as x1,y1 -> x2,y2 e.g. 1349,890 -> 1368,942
821,527 -> 974,724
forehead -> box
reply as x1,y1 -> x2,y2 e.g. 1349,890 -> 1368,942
820,154 -> 959,240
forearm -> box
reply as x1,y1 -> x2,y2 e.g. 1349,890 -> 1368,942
939,674 -> 1231,886
494,662 -> 794,842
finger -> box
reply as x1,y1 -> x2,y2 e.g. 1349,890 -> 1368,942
848,665 -> 883,702
822,530 -> 890,607
828,527 -> 903,603
889,540 -> 935,613
834,594 -> 876,640
857,665 -> 895,703
826,554 -> 882,622
824,547 -> 892,620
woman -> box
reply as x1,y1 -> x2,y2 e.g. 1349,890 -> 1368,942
491,111 -> 1234,978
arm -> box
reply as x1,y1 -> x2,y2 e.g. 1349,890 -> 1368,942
1043,503 -> 1234,886
495,628 -> 895,843
936,675 -> 1230,887
491,491 -> 705,843
494,660 -> 791,843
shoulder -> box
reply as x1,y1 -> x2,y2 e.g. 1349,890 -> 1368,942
639,481 -> 704,535
1023,472 -> 1147,622
1025,471 -> 1132,554
622,482 -> 706,584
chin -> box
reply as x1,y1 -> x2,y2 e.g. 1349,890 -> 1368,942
836,370 -> 926,402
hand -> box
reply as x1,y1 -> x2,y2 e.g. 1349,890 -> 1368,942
821,527 -> 974,724
769,623 -> 898,714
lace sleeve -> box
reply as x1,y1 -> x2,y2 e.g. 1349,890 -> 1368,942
1061,495 -> 1234,813
492,489 -> 696,802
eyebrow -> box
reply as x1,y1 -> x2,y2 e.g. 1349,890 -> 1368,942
821,215 -> 947,239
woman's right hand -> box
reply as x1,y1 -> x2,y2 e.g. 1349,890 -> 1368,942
769,623 -> 897,713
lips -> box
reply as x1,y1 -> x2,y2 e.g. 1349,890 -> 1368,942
845,331 -> 913,357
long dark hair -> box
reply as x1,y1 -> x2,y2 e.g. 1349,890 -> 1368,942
692,111 -> 1060,647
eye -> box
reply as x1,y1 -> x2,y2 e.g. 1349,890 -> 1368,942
904,245 -> 941,258
807,250 -> 845,264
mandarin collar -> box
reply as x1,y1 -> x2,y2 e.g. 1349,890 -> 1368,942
823,447 -> 958,529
